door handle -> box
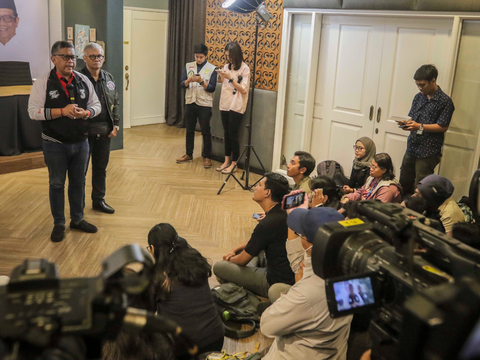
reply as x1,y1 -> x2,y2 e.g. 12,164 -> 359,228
376,107 -> 382,123
125,73 -> 130,91
369,106 -> 374,121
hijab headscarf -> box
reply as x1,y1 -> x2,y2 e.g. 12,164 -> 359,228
353,137 -> 376,170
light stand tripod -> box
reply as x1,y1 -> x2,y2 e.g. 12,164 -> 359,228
217,19 -> 266,195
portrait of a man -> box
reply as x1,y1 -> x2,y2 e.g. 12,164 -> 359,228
0,0 -> 19,46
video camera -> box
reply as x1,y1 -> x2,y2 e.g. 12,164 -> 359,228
0,244 -> 197,360
312,199 -> 480,360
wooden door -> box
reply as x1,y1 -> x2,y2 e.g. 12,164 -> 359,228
124,9 -> 168,128
313,15 -> 386,169
281,14 -> 312,160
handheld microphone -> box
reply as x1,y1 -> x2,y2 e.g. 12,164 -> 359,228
66,84 -> 75,104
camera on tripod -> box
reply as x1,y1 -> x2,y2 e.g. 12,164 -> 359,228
311,199 -> 480,360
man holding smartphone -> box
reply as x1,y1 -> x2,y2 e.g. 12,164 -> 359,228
176,44 -> 217,169
398,64 -> 455,196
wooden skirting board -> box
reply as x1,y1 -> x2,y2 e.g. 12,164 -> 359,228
0,152 -> 46,175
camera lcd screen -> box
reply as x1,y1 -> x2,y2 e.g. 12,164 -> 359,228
333,277 -> 375,312
325,272 -> 380,318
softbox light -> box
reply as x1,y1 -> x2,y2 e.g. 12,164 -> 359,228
222,0 -> 272,23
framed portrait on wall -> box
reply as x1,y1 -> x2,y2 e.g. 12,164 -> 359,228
89,28 -> 96,42
67,26 -> 73,40
0,0 -> 51,79
74,24 -> 89,57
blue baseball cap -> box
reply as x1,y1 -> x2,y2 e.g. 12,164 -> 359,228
287,207 -> 344,243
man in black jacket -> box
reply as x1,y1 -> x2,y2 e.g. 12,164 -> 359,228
81,43 -> 120,214
28,41 -> 101,242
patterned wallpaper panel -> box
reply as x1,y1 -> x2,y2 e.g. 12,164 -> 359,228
205,0 -> 284,91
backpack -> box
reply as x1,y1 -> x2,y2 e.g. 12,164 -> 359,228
317,160 -> 348,187
211,283 -> 261,339
456,196 -> 480,225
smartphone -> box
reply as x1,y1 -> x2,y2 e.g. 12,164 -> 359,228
214,67 -> 221,72
253,213 -> 261,219
282,192 -> 306,211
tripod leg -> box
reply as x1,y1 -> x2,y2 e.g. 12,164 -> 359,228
248,146 -> 267,188
217,147 -> 248,195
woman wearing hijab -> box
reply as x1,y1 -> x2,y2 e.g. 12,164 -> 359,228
343,137 -> 376,194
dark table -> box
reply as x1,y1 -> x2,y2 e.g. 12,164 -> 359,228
0,87 -> 42,156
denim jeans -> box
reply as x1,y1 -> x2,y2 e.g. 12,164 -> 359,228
43,139 -> 89,226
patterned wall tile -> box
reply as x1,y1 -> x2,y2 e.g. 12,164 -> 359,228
206,0 -> 284,91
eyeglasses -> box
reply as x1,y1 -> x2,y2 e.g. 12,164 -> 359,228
145,245 -> 152,251
54,54 -> 78,61
0,15 -> 16,23
353,145 -> 365,151
370,165 -> 379,170
87,55 -> 105,61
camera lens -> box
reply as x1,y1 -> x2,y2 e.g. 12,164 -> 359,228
339,230 -> 392,275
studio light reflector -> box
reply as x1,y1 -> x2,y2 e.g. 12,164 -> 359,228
222,0 -> 272,23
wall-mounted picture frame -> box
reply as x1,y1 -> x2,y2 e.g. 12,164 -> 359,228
67,27 -> 73,40
90,28 -> 97,42
75,24 -> 90,57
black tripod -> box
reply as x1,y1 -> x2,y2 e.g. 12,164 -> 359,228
217,20 -> 266,195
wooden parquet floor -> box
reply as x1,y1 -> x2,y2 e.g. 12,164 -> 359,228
0,123 -> 272,355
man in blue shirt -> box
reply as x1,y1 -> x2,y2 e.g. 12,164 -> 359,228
176,44 -> 217,169
398,64 -> 455,196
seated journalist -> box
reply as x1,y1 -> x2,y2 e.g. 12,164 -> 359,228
342,153 -> 402,204
286,151 -> 316,194
213,172 -> 295,299
414,174 -> 466,235
260,205 -> 352,360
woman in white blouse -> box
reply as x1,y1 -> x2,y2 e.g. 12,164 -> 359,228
216,42 -> 251,174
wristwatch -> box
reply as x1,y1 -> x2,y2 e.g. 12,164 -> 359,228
229,78 -> 234,83
417,124 -> 424,135
199,81 -> 205,86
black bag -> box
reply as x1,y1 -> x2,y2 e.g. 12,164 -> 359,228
88,122 -> 110,137
317,160 -> 348,187
211,283 -> 261,339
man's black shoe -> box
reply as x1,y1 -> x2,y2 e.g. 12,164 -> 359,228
70,220 -> 98,233
51,225 -> 65,242
92,201 -> 115,214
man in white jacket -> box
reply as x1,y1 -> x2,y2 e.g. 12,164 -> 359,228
260,206 -> 352,360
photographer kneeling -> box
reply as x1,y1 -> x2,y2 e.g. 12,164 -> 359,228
259,204 -> 352,360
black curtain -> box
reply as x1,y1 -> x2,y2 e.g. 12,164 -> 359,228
165,0 -> 206,127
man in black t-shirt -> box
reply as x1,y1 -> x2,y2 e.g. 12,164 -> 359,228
213,173 -> 295,299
